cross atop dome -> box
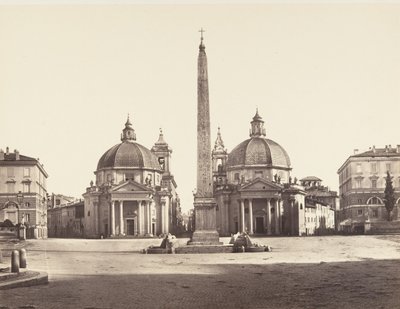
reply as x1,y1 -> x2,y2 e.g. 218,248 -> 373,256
121,114 -> 136,142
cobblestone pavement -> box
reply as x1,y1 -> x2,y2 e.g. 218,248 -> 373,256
1,235 -> 400,309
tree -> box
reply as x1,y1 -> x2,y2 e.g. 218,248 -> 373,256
384,171 -> 396,221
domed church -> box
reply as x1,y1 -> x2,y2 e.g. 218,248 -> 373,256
83,116 -> 180,238
212,110 -> 307,236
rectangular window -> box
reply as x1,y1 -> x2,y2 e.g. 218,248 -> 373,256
125,173 -> 134,181
372,209 -> 378,218
23,168 -> 30,177
234,173 -> 240,181
7,167 -> 14,177
355,179 -> 362,188
7,183 -> 15,193
357,209 -> 363,215
371,179 -> 377,188
255,171 -> 263,178
23,183 -> 30,193
356,163 -> 362,174
371,162 -> 377,173
386,163 -> 391,172
107,174 -> 112,182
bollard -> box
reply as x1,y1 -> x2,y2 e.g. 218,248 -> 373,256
19,248 -> 27,268
11,250 -> 20,273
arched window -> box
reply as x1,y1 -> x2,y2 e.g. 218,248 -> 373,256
367,197 -> 383,205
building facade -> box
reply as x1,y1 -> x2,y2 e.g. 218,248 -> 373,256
300,176 -> 339,231
47,200 -> 85,238
337,146 -> 400,233
0,147 -> 48,239
212,111 -> 319,236
82,117 -> 181,238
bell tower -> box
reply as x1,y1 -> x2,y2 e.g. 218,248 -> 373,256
151,128 -> 172,175
212,127 -> 228,184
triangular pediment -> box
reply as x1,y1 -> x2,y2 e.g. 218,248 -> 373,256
239,177 -> 282,192
110,180 -> 153,193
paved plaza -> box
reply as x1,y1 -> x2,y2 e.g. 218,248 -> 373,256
1,235 -> 400,308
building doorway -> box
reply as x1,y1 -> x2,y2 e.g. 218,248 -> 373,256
255,217 -> 264,234
126,219 -> 135,235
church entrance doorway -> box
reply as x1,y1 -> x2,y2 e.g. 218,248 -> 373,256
255,217 -> 264,234
126,219 -> 135,235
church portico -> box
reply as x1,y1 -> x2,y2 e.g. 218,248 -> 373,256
109,196 -> 156,237
236,196 -> 283,235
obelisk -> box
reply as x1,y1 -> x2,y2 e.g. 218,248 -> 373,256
189,29 -> 220,245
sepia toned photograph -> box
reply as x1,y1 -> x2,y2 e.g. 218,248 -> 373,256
1,0 -> 400,308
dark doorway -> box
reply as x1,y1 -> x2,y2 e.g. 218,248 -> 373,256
152,223 -> 155,235
255,217 -> 264,234
127,219 -> 135,235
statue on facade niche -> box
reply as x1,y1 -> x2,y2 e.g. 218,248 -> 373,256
289,176 -> 292,184
145,175 -> 152,186
274,174 -> 278,182
277,176 -> 281,184
294,177 -> 298,185
90,180 -> 94,187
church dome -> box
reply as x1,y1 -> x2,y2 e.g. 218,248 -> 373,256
97,116 -> 161,171
226,137 -> 291,168
226,110 -> 291,169
97,142 -> 160,170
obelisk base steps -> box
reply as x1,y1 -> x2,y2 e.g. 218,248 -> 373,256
188,230 -> 222,245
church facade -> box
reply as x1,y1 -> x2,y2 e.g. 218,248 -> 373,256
212,112 -> 309,236
82,117 -> 181,238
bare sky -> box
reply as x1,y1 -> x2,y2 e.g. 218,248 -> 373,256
1,2 -> 400,212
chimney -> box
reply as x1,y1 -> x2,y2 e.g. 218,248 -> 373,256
6,147 -> 9,155
372,145 -> 376,153
353,149 -> 359,155
397,145 -> 400,153
15,149 -> 20,160
0,149 -> 4,160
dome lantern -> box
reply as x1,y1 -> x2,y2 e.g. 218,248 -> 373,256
249,108 -> 266,138
121,114 -> 136,142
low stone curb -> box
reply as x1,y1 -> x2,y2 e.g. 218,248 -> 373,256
0,271 -> 48,290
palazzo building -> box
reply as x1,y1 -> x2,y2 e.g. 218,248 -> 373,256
0,147 -> 48,239
82,117 -> 181,238
338,145 -> 400,233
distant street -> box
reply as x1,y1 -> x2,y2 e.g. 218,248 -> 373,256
1,236 -> 400,309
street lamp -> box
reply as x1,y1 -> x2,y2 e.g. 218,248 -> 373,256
16,191 -> 26,240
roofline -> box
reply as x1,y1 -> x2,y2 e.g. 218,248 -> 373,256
0,159 -> 48,178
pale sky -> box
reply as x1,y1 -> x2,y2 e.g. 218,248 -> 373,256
1,2 -> 400,212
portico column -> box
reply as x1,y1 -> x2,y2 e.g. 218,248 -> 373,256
146,201 -> 151,235
165,198 -> 169,233
290,199 -> 295,235
136,200 -> 141,235
279,199 -> 283,233
161,200 -> 166,234
119,201 -> 124,235
274,199 -> 280,235
111,201 -> 115,236
248,199 -> 254,234
267,199 -> 272,235
240,199 -> 245,233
